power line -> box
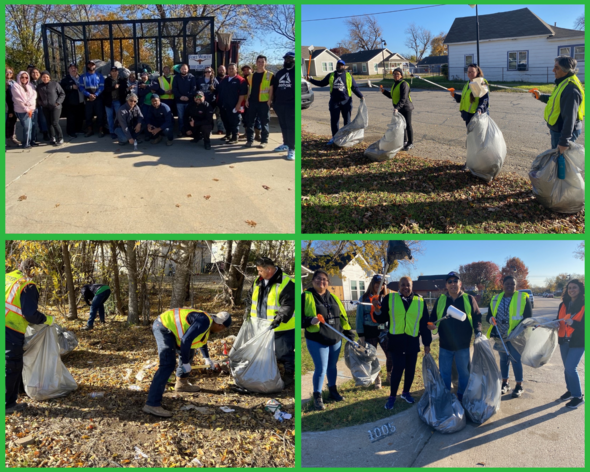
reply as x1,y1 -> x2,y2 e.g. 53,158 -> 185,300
302,5 -> 446,23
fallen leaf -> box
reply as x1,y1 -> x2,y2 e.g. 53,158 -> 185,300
204,195 -> 211,200
187,194 -> 192,198
213,179 -> 219,181
18,195 -> 27,201
55,204 -> 60,207
262,185 -> 270,190
229,166 -> 234,168
176,204 -> 181,208
245,220 -> 257,227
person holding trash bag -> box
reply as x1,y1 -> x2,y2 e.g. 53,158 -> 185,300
250,257 -> 296,387
451,64 -> 489,127
307,60 -> 364,145
356,275 -> 391,389
5,258 -> 55,414
143,309 -> 232,417
380,68 -> 414,151
532,56 -> 584,152
372,276 -> 432,409
428,272 -> 482,402
302,269 -> 355,410
486,275 -> 532,398
80,283 -> 111,331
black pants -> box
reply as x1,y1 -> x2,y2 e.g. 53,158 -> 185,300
275,329 -> 295,373
43,106 -> 63,141
220,107 -> 240,138
389,350 -> 418,396
187,121 -> 213,142
85,96 -> 104,130
273,102 -> 295,150
329,99 -> 352,136
399,108 -> 413,146
5,339 -> 24,409
65,103 -> 85,135
6,112 -> 17,139
366,335 -> 393,375
245,101 -> 270,143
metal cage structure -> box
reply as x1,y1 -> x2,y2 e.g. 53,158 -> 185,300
41,17 -> 215,79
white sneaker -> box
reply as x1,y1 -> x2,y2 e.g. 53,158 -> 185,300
286,150 -> 295,161
274,144 -> 289,152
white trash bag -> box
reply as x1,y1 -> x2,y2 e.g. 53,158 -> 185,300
528,143 -> 585,214
364,113 -> 406,162
466,113 -> 507,182
344,341 -> 380,387
229,317 -> 285,393
505,318 -> 559,368
23,324 -> 78,401
333,100 -> 368,147
54,324 -> 79,357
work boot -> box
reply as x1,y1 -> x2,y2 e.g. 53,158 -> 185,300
328,385 -> 345,402
142,404 -> 173,418
228,135 -> 239,144
152,135 -> 162,145
5,403 -> 27,414
313,392 -> 325,410
84,127 -> 94,137
220,134 -> 230,141
374,374 -> 382,390
175,377 -> 201,392
254,129 -> 261,142
82,325 -> 93,331
283,371 -> 295,387
244,141 -> 253,148
204,140 -> 211,150
238,133 -> 247,140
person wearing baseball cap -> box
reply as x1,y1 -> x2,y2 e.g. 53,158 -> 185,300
183,90 -> 214,149
103,65 -> 128,139
145,93 -> 174,145
271,51 -> 296,160
306,58 -> 363,145
78,60 -> 106,137
428,272 -> 482,402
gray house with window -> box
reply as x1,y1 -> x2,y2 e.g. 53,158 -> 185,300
301,46 -> 341,77
339,49 -> 409,75
445,8 -> 584,82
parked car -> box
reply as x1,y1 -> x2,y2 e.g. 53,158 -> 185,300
519,289 -> 534,308
302,78 -> 314,109
546,293 -> 554,298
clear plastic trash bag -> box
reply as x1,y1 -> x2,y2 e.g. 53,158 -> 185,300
54,324 -> 79,357
344,342 -> 380,386
23,324 -> 78,401
333,100 -> 369,147
466,113 -> 507,182
528,143 -> 585,214
229,317 -> 285,393
505,318 -> 559,368
417,353 -> 466,433
364,113 -> 406,162
462,335 -> 501,424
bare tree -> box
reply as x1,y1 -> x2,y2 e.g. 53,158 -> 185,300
61,241 -> 78,320
345,16 -> 383,51
247,4 -> 295,47
574,14 -> 584,30
223,240 -> 252,306
574,242 -> 585,261
405,23 -> 433,62
125,241 -> 139,325
110,241 -> 126,316
170,241 -> 198,308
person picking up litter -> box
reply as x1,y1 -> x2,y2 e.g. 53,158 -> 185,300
380,68 -> 414,151
142,309 -> 232,418
80,282 -> 111,331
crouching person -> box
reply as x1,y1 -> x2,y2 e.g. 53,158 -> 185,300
143,309 -> 232,417
145,94 -> 174,145
184,91 -> 214,150
115,93 -> 143,148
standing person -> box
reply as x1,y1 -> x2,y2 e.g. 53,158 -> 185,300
11,71 -> 39,148
356,275 -> 391,389
103,66 -> 128,140
302,270 -> 354,409
428,272 -> 482,401
5,258 -> 55,414
373,276 -> 432,409
78,60 -> 106,137
486,275 -> 532,398
145,94 -> 174,146
250,257 -> 295,387
127,73 -> 139,95
30,67 -> 50,141
271,51 -> 296,160
195,66 -> 218,105
153,65 -> 176,114
80,283 -> 111,331
533,56 -> 584,151
214,65 -> 227,135
451,63 -> 489,127
60,64 -> 85,138
240,64 -> 261,141
143,309 -> 231,417
172,63 -> 196,136
216,63 -> 248,144
137,71 -> 154,129
184,91 -> 214,149
115,93 -> 144,148
6,68 -> 19,147
244,55 -> 274,149
380,68 -> 414,151
307,60 -> 364,145
35,71 -> 65,146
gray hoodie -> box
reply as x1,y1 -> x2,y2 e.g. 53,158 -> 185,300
116,102 -> 144,140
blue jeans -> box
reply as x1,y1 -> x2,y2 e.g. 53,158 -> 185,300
16,110 -> 37,146
105,100 -> 122,134
86,289 -> 111,328
37,106 -> 48,133
559,343 -> 584,398
439,347 -> 471,395
307,338 -> 342,392
146,318 -> 195,407
550,128 -> 582,149
499,341 -> 523,382
147,125 -> 174,141
245,102 -> 269,142
176,103 -> 188,133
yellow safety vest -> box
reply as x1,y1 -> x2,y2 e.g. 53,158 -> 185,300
303,290 -> 351,333
251,275 -> 294,331
390,80 -> 412,106
329,71 -> 352,96
247,71 -> 274,102
486,291 -> 528,338
459,79 -> 489,114
159,308 -> 212,349
434,294 -> 472,335
388,292 -> 424,337
544,74 -> 585,125
5,270 -> 41,334
157,75 -> 174,100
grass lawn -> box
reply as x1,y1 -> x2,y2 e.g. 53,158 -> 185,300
301,132 -> 584,234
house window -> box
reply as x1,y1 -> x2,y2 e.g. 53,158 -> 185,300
362,63 -> 367,72
352,64 -> 357,73
464,54 -> 474,66
574,46 -> 584,61
374,63 -> 378,73
322,62 -> 328,72
350,280 -> 366,301
559,46 -> 571,56
508,51 -> 528,71
328,62 -> 334,71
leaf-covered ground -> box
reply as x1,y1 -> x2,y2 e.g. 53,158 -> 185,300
301,132 -> 584,234
5,310 -> 294,468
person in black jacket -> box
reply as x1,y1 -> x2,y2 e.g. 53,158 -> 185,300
216,64 -> 248,144
36,71 -> 65,145
115,93 -> 144,147
145,94 -> 174,145
381,68 -> 414,151
183,91 -> 214,149
6,68 -> 19,146
172,64 -> 196,136
451,63 -> 489,127
272,52 -> 296,160
103,67 -> 128,139
60,64 -> 85,138
80,283 -> 111,330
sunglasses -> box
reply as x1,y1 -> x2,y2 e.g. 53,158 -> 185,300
129,100 -> 137,103
205,70 -> 212,73
447,279 -> 459,284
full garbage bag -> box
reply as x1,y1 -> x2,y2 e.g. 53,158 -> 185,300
528,143 -> 585,214
417,353 -> 466,433
344,341 -> 380,386
462,335 -> 501,423
23,324 -> 78,401
465,113 -> 506,182
54,324 -> 79,357
364,113 -> 406,162
229,317 -> 285,393
505,318 -> 558,368
333,100 -> 368,147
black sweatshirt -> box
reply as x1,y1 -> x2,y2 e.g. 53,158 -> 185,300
555,299 -> 585,348
382,80 -> 414,112
35,81 -> 65,109
81,284 -> 110,306
302,288 -> 353,346
6,284 -> 48,346
251,267 -> 295,326
429,293 -> 482,351
308,70 -> 363,104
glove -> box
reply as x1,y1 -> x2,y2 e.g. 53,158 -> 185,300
476,331 -> 482,338
358,336 -> 366,347
269,317 -> 282,330
393,108 -> 398,114
360,97 -> 364,101
310,316 -> 320,325
181,363 -> 192,374
203,358 -> 215,369
44,315 -> 54,326
343,330 -> 355,341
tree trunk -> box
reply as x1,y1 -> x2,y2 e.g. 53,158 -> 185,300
61,241 -> 78,320
224,240 -> 234,270
225,240 -> 252,306
125,241 -> 139,325
110,241 -> 126,316
170,241 -> 197,308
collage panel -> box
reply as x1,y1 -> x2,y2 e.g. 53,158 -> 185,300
300,239 -> 585,467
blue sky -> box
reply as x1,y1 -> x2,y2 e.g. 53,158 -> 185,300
302,4 -> 585,55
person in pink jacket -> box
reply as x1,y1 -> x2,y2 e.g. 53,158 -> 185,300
11,71 -> 39,148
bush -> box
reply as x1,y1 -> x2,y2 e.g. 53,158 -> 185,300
441,63 -> 449,79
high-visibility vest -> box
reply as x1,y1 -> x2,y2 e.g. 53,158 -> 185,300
251,275 -> 294,331
388,292 -> 424,337
247,71 -> 274,102
5,270 -> 37,333
159,308 -> 212,349
329,71 -> 352,96
544,74 -> 585,125
433,293 -> 472,335
157,75 -> 175,100
487,291 -> 528,338
303,290 -> 351,333
390,80 -> 412,106
459,79 -> 489,114
558,303 -> 584,339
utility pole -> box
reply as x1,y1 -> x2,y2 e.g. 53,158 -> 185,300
381,38 -> 387,79
469,5 -> 481,65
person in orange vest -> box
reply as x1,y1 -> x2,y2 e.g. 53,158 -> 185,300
142,309 -> 232,417
5,258 -> 55,414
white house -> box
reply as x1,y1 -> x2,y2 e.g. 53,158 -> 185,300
445,8 -> 584,83
339,49 -> 409,75
301,46 -> 341,77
